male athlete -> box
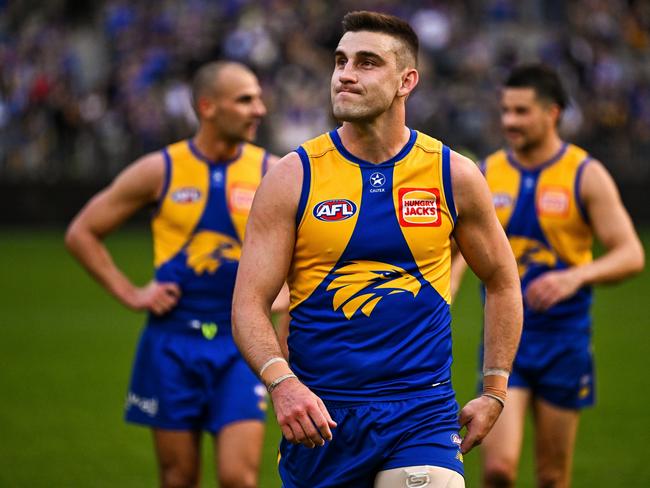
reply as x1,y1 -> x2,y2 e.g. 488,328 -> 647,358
65,61 -> 286,488
452,64 -> 645,487
232,11 -> 522,488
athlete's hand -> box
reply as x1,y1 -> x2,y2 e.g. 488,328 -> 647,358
125,280 -> 181,315
271,377 -> 337,448
457,395 -> 503,454
525,269 -> 582,312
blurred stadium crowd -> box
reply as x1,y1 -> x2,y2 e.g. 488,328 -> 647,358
1,0 -> 649,185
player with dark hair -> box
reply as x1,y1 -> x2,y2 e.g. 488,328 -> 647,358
232,11 -> 522,488
66,61 -> 287,488
452,63 -> 645,488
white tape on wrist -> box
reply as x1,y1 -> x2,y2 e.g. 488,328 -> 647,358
259,357 -> 287,377
483,368 -> 510,379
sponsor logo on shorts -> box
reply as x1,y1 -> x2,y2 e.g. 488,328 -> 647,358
254,384 -> 268,411
313,199 -> 357,221
537,186 -> 570,217
171,187 -> 202,203
451,433 -> 462,446
398,188 -> 442,227
125,392 -> 158,417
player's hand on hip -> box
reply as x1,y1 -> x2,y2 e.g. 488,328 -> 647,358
525,269 -> 581,312
271,377 -> 337,448
457,395 -> 503,454
128,280 -> 181,315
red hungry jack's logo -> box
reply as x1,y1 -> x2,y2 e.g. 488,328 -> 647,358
398,188 -> 442,227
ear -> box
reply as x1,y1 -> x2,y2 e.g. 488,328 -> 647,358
397,68 -> 419,98
197,96 -> 216,119
547,103 -> 562,126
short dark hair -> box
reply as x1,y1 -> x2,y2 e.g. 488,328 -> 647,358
505,64 -> 568,110
342,11 -> 419,68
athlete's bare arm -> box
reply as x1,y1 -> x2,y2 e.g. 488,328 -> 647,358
65,153 -> 181,315
450,150 -> 523,454
450,239 -> 469,302
525,161 -> 645,311
232,152 -> 336,448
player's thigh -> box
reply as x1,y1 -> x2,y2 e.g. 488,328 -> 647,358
532,397 -> 580,486
152,429 -> 202,486
374,465 -> 464,488
215,420 -> 265,487
481,388 -> 530,473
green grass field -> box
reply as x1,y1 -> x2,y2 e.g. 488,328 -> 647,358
0,228 -> 648,487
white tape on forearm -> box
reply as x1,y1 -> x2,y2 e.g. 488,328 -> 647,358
483,368 -> 510,379
259,357 -> 287,377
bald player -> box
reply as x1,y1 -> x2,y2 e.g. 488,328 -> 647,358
66,61 -> 286,488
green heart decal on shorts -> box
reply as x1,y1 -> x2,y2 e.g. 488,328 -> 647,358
201,322 -> 218,340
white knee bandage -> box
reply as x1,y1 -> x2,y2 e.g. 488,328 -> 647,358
374,465 -> 465,488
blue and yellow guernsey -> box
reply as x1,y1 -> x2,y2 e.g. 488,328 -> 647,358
287,129 -> 457,401
481,143 -> 593,332
150,139 -> 268,333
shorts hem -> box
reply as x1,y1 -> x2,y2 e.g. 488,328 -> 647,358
125,416 -> 197,431
381,459 -> 464,478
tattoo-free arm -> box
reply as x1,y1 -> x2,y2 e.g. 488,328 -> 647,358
450,151 -> 523,453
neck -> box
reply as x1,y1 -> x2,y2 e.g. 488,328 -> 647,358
338,111 -> 409,164
193,127 -> 241,162
512,133 -> 564,169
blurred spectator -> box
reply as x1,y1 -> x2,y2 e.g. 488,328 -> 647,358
1,0 -> 649,185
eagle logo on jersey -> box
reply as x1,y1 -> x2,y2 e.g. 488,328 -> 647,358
185,231 -> 241,274
326,260 -> 421,319
509,236 -> 557,277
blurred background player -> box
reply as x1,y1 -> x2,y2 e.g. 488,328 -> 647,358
65,61 -> 287,488
232,11 -> 522,488
452,64 -> 644,488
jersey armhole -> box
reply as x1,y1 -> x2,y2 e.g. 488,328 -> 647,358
574,156 -> 592,223
261,150 -> 270,176
152,147 -> 172,217
441,145 -> 457,225
295,146 -> 311,229
478,158 -> 487,176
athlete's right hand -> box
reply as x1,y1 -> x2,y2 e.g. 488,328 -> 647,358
125,280 -> 181,315
271,377 -> 337,448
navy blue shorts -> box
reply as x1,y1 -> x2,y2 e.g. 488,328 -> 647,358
125,323 -> 266,433
278,388 -> 464,488
509,328 -> 595,409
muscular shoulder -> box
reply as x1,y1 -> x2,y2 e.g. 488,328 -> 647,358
579,159 -> 622,207
450,150 -> 490,219
110,151 -> 167,203
253,151 -> 303,216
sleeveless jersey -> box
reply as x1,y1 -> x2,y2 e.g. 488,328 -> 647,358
150,139 -> 268,331
481,143 -> 593,332
287,129 -> 457,401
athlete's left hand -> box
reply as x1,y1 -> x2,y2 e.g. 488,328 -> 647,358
525,269 -> 583,312
457,395 -> 503,454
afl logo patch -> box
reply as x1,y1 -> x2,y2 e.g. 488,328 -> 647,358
398,188 -> 442,227
493,192 -> 512,209
313,199 -> 357,221
171,187 -> 202,203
